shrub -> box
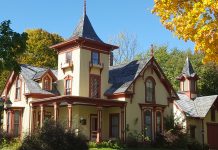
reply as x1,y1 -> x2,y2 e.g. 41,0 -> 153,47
88,139 -> 122,149
19,119 -> 88,150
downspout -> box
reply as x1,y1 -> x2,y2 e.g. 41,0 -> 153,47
201,118 -> 204,150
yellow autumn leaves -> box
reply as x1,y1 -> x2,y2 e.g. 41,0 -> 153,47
153,0 -> 218,64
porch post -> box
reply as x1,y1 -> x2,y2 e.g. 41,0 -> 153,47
53,102 -> 58,122
40,104 -> 44,128
29,104 -> 33,134
97,106 -> 103,143
68,104 -> 72,128
121,106 -> 125,143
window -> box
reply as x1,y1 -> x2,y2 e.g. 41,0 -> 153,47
190,125 -> 196,139
145,77 -> 155,102
43,76 -> 51,91
91,51 -> 100,65
211,107 -> 216,122
90,75 -> 100,98
144,110 -> 152,139
13,110 -> 21,137
156,111 -> 162,133
15,78 -> 21,100
66,51 -> 72,63
110,114 -> 119,138
64,76 -> 72,95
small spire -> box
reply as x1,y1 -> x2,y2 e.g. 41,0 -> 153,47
84,0 -> 86,15
150,44 -> 154,57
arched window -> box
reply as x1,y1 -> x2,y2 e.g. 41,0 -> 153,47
15,78 -> 22,100
145,77 -> 155,102
156,111 -> 162,133
64,75 -> 73,95
144,110 -> 152,139
43,76 -> 51,91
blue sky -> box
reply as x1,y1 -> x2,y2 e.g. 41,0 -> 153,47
0,0 -> 194,53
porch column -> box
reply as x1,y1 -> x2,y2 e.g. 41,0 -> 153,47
30,104 -> 34,134
121,106 -> 125,142
40,104 -> 44,128
53,102 -> 59,122
96,106 -> 103,143
68,104 -> 72,128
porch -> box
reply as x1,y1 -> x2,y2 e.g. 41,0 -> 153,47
30,96 -> 127,142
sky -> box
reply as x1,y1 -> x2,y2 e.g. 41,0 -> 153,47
0,0 -> 194,53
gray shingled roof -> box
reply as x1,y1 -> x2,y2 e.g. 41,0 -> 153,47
20,64 -> 59,95
181,57 -> 196,77
71,14 -> 103,43
175,93 -> 218,118
105,59 -> 151,95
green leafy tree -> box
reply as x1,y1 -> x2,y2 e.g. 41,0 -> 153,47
19,29 -> 64,68
0,20 -> 27,73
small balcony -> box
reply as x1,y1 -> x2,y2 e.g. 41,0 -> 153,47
61,61 -> 73,73
89,61 -> 104,73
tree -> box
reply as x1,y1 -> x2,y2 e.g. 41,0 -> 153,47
109,32 -> 138,65
19,29 -> 64,68
152,0 -> 218,64
0,20 -> 27,73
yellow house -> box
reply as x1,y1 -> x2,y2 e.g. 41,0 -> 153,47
0,5 -> 178,143
174,57 -> 218,149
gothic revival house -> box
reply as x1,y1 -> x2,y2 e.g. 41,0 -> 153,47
174,58 -> 218,149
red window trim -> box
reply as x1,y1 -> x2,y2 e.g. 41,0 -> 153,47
64,75 -> 73,95
109,113 -> 120,138
15,77 -> 22,101
6,109 -> 23,137
89,74 -> 101,98
43,75 -> 51,91
145,76 -> 156,103
91,51 -> 100,65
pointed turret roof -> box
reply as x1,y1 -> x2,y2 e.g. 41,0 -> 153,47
177,57 -> 198,80
70,14 -> 103,43
182,57 -> 196,77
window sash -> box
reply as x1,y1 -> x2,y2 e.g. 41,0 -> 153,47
66,52 -> 72,63
92,52 -> 99,65
110,114 -> 119,138
65,79 -> 71,95
144,110 -> 152,138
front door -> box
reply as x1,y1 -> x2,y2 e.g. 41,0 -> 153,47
90,114 -> 98,141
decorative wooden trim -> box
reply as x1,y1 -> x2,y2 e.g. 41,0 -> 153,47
34,69 -> 57,82
25,93 -> 55,99
144,76 -> 156,103
64,75 -> 73,95
106,93 -> 132,99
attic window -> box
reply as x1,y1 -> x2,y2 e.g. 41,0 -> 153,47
66,51 -> 72,63
145,77 -> 155,103
43,76 -> 51,91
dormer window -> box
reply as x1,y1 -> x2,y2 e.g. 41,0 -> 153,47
145,77 -> 155,103
64,75 -> 72,95
43,75 -> 51,91
15,78 -> 22,101
91,51 -> 100,65
66,51 -> 72,63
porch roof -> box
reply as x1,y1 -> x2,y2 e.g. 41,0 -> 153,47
30,95 -> 127,107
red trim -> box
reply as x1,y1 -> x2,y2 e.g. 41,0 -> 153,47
107,93 -> 132,99
89,74 -> 101,98
64,75 -> 73,95
50,37 -> 118,53
25,93 -> 55,99
109,113 -> 120,138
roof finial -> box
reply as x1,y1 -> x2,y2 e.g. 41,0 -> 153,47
84,0 -> 86,15
150,44 -> 154,57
